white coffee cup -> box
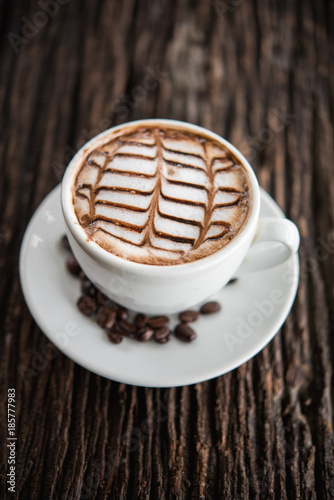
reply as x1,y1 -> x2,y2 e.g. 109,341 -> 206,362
61,119 -> 300,314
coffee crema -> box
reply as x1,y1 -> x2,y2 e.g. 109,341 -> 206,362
72,125 -> 252,265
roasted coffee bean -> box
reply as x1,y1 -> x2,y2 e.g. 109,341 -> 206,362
77,295 -> 97,316
107,331 -> 123,344
154,326 -> 170,343
148,316 -> 170,328
200,301 -> 221,315
117,306 -> 128,321
179,310 -> 199,323
96,307 -> 116,329
117,321 -> 136,338
79,270 -> 86,280
96,307 -> 109,328
137,327 -> 154,342
118,319 -> 137,333
66,255 -> 81,276
81,279 -> 97,297
61,235 -> 71,251
227,278 -> 238,285
155,337 -> 170,344
135,313 -> 148,328
96,291 -> 110,307
155,332 -> 172,344
174,323 -> 197,342
111,323 -> 121,334
105,309 -> 117,329
119,328 -> 136,339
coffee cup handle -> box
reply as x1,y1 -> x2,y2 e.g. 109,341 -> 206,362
235,217 -> 300,274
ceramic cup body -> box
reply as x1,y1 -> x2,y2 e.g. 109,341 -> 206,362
61,119 -> 299,314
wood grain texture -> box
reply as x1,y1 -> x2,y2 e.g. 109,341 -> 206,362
0,0 -> 333,498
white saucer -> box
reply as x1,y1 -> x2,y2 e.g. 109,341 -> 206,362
20,185 -> 299,387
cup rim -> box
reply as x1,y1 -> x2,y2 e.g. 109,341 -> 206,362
61,118 -> 260,275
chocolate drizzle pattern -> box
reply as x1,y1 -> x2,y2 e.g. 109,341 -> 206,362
72,126 -> 251,265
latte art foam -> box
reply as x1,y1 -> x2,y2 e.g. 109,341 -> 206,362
72,125 -> 252,265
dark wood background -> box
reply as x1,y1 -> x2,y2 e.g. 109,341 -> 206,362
1,0 -> 333,498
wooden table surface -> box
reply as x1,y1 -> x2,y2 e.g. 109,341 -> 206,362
1,0 -> 333,498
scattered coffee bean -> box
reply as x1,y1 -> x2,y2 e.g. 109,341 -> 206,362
81,279 -> 97,297
154,326 -> 170,343
77,295 -> 97,316
137,327 -> 154,342
148,316 -> 170,328
116,321 -> 136,338
96,291 -> 110,307
179,310 -> 199,323
155,332 -> 172,344
227,278 -> 238,285
96,307 -> 116,329
155,337 -> 169,344
117,306 -> 128,321
135,313 -> 148,328
200,301 -> 221,315
61,235 -> 72,251
105,309 -> 117,329
65,251 -> 223,345
66,255 -> 81,276
107,331 -> 123,344
174,323 -> 197,342
96,307 -> 109,328
118,319 -> 137,334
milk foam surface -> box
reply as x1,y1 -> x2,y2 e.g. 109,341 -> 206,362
72,125 -> 252,265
